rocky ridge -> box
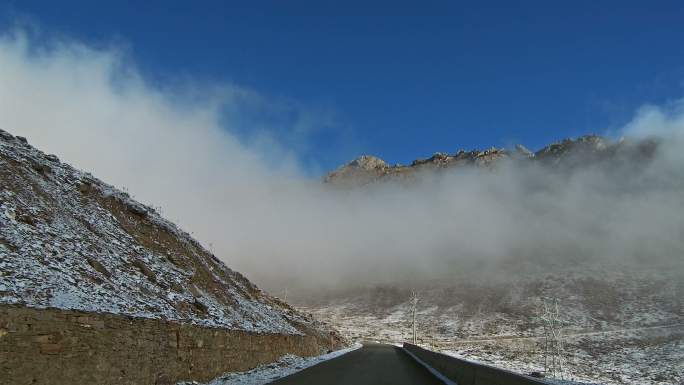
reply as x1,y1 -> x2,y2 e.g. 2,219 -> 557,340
325,135 -> 657,185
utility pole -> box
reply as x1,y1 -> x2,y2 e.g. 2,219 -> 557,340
410,290 -> 419,344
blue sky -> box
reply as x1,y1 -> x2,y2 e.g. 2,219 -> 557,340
2,1 -> 684,172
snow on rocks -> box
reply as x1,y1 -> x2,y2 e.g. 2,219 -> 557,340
0,129 -> 318,334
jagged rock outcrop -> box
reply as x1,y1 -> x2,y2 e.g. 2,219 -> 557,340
323,155 -> 390,186
325,148 -> 510,186
349,155 -> 389,170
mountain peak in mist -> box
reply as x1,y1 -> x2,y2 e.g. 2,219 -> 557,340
325,134 -> 659,186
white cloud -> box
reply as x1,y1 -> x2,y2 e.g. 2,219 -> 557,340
1,29 -> 682,296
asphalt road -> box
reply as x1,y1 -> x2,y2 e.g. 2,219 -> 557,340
271,343 -> 444,385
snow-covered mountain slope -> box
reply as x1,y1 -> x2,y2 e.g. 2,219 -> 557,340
317,134 -> 681,333
301,268 -> 682,339
298,269 -> 683,385
311,134 -> 683,384
0,129 -> 330,335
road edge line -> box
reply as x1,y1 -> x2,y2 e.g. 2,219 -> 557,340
402,347 -> 458,385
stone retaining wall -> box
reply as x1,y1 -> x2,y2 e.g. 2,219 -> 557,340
0,305 -> 338,385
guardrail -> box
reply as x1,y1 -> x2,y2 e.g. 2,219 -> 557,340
403,343 -> 549,385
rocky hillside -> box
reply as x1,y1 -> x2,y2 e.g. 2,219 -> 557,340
0,128 -> 336,337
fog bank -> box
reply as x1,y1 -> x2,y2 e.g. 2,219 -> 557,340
1,31 -> 683,295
